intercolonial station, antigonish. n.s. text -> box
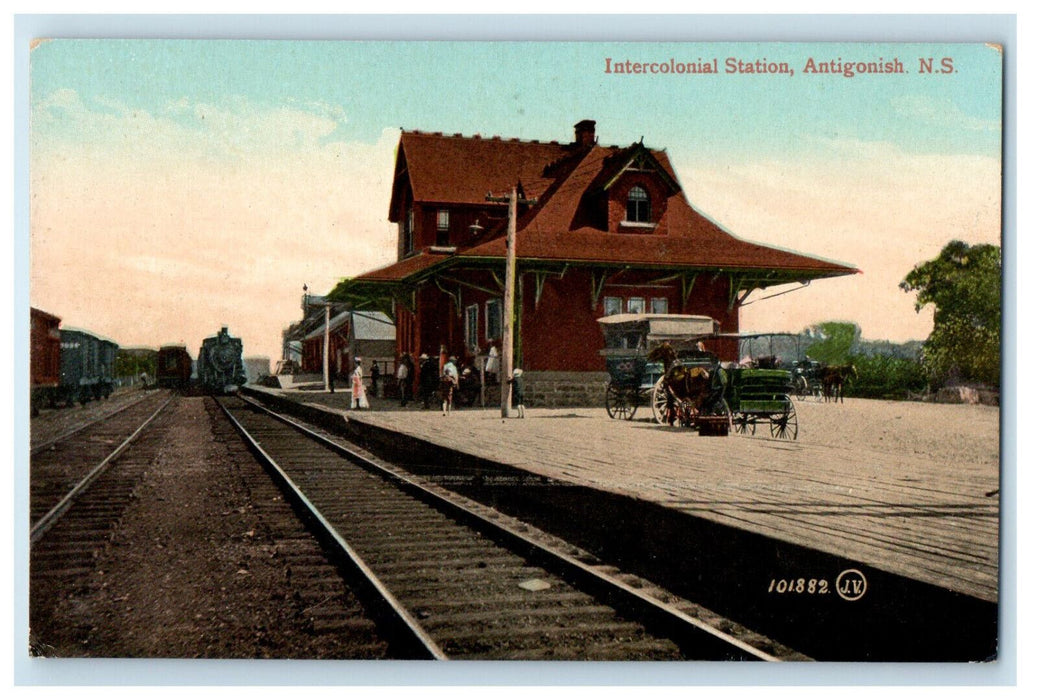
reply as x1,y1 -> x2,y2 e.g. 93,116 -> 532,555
604,56 -> 907,78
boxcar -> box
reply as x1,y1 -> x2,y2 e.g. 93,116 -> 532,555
156,344 -> 193,389
30,307 -> 62,413
59,329 -> 117,406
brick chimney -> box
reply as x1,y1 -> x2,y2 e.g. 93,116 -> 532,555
574,119 -> 596,147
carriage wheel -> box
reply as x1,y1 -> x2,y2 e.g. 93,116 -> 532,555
650,377 -> 670,425
718,399 -> 733,432
795,376 -> 808,401
733,414 -> 755,435
770,402 -> 799,440
606,385 -> 633,420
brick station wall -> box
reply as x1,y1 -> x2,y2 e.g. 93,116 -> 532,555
522,371 -> 610,408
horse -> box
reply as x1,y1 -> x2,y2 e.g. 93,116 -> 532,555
647,343 -> 718,426
822,364 -> 857,403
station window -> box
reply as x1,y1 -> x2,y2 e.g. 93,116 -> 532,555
627,297 -> 646,314
403,207 -> 415,254
486,298 -> 503,340
651,297 -> 669,314
603,296 -> 622,316
465,304 -> 479,351
436,210 -> 451,246
626,186 -> 650,223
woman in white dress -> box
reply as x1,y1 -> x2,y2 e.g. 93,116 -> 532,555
351,357 -> 368,409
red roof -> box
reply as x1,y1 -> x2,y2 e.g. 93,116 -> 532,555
351,250 -> 452,284
390,131 -> 575,218
368,127 -> 858,285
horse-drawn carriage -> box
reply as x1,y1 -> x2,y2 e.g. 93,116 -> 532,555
598,315 -> 800,440
791,359 -> 824,400
599,314 -> 717,422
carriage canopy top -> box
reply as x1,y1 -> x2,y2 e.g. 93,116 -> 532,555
597,314 -> 720,354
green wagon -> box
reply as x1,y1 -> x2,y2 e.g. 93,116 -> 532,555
726,368 -> 798,440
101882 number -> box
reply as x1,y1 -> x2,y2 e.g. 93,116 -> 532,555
767,578 -> 829,595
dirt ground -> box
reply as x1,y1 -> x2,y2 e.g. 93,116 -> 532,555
782,397 -> 1000,469
33,397 -> 386,659
293,390 -> 1002,472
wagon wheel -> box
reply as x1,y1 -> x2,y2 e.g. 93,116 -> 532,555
811,381 -> 824,402
733,413 -> 755,435
651,377 -> 670,425
606,385 -> 634,420
717,398 -> 734,432
794,375 -> 809,401
698,398 -> 733,435
623,389 -> 639,420
770,401 -> 799,440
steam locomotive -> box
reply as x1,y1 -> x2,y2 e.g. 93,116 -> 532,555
197,326 -> 246,394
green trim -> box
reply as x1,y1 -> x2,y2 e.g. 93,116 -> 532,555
681,273 -> 699,306
434,278 -> 464,318
531,265 -> 570,310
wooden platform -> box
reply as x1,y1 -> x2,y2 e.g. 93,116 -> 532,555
256,389 -> 1001,603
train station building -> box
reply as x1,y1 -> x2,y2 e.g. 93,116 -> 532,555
330,120 -> 858,405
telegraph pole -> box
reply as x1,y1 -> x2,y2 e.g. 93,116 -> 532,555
323,303 -> 332,392
486,185 -> 536,418
304,284 -> 336,394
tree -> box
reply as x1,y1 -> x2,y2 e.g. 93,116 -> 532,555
900,240 -> 1001,387
802,321 -> 861,365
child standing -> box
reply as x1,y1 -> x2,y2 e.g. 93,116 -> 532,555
509,368 -> 526,418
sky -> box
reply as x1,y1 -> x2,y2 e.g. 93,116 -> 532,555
28,38 -> 1003,363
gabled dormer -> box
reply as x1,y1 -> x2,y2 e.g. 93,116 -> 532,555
585,142 -> 682,234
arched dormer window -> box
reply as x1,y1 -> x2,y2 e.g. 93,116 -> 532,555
626,185 -> 650,223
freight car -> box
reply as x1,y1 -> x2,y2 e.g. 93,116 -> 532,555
58,328 -> 117,406
30,307 -> 62,414
197,326 -> 246,394
156,344 -> 193,390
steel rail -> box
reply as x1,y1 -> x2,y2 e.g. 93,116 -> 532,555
215,398 -> 447,661
235,393 -> 782,661
30,396 -> 175,545
30,391 -> 166,456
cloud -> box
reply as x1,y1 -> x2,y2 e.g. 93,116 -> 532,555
31,89 -> 399,362
890,94 -> 1001,133
672,136 -> 1001,342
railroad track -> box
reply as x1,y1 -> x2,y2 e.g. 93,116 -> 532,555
30,390 -> 164,454
29,393 -> 176,653
218,394 -> 800,661
30,391 -> 174,537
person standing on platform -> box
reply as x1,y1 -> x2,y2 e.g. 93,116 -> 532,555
509,367 -> 526,418
397,353 -> 413,407
370,360 -> 381,398
419,353 -> 437,409
441,356 -> 460,416
485,343 -> 500,385
351,358 -> 368,409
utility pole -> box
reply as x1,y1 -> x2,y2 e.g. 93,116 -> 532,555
304,284 -> 336,394
323,303 -> 332,392
486,185 -> 537,418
